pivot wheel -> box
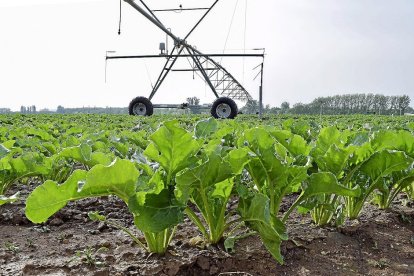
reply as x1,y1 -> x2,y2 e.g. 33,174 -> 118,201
129,96 -> 154,116
211,97 -> 238,119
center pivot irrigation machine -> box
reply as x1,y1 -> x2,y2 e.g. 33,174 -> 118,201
106,0 -> 265,119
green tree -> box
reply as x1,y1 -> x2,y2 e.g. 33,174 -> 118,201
240,100 -> 259,114
281,102 -> 290,114
398,95 -> 411,115
57,105 -> 65,114
186,97 -> 200,106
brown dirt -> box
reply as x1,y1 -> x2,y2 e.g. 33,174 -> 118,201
1,183 -> 413,276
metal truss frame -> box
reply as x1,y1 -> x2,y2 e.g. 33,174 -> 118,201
108,0 -> 264,102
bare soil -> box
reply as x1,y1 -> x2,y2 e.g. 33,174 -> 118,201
1,183 -> 413,276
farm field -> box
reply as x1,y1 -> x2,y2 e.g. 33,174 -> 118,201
1,114 -> 414,275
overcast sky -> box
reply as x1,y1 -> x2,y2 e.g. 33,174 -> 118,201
0,0 -> 413,111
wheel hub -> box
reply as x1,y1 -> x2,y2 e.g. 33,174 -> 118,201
216,103 -> 231,118
133,103 -> 147,116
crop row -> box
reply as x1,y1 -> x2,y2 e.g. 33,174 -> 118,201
1,114 -> 414,263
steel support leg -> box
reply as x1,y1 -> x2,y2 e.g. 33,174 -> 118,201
186,47 -> 220,98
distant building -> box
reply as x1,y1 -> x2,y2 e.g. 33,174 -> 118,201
0,108 -> 11,114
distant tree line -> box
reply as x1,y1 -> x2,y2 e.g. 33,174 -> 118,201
290,94 -> 411,115
6,94 -> 412,116
56,106 -> 128,114
241,94 -> 412,115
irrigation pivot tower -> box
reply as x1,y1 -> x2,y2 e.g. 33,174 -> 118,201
107,0 -> 265,119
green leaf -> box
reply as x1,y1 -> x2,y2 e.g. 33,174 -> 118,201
129,189 -> 184,233
88,211 -> 106,222
283,165 -> 309,194
316,145 -> 350,178
405,179 -> 414,199
224,236 -> 236,253
26,159 -> 139,223
238,193 -> 287,264
41,142 -> 57,155
26,128 -> 53,141
350,142 -> 374,165
211,179 -> 233,199
2,140 -> 15,150
9,153 -> 52,176
361,150 -> 413,180
175,149 -> 244,203
66,126 -> 83,135
25,170 -> 88,223
135,171 -> 165,205
346,132 -> 369,147
80,159 -> 138,201
371,130 -> 414,157
90,152 -> 113,167
241,128 -> 307,210
241,127 -> 275,151
284,172 -> 360,223
59,144 -> 112,167
112,141 -> 129,157
269,129 -> 311,157
80,143 -> 92,161
175,148 -> 249,243
144,120 -> 200,182
59,144 -> 89,161
226,148 -> 250,174
302,172 -> 361,199
241,128 -> 285,189
289,121 -> 314,141
195,118 -> 218,138
0,144 -> 10,159
311,127 -> 342,159
0,192 -> 19,206
401,176 -> 414,196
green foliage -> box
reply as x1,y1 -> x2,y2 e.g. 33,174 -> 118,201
195,117 -> 218,139
239,127 -> 308,215
0,192 -> 19,206
26,157 -> 179,254
284,172 -> 361,226
58,143 -> 113,168
144,120 -> 201,183
0,113 -> 412,264
238,193 -> 287,264
25,170 -> 88,222
236,127 -> 308,263
347,150 -> 414,216
4,241 -> 20,254
25,159 -> 137,223
176,146 -> 249,244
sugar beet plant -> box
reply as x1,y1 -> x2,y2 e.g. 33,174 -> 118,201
26,121 -> 200,254
344,130 -> 414,217
235,127 -> 363,262
176,145 -> 249,245
287,127 -> 414,225
25,120 -> 254,254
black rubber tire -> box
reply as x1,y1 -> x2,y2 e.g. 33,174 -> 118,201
128,96 -> 154,116
211,97 -> 238,119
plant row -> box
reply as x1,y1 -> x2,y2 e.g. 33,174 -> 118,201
1,118 -> 410,264
1,119 -> 414,263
